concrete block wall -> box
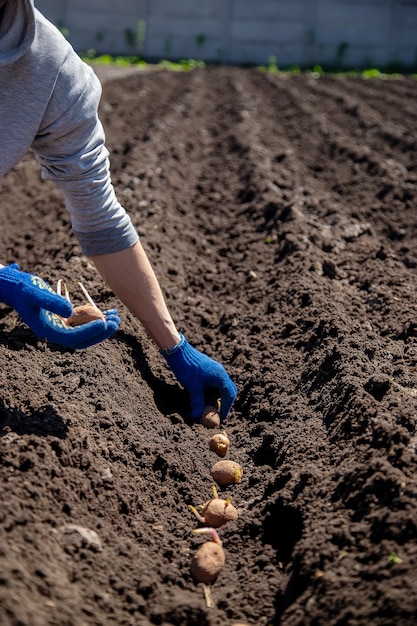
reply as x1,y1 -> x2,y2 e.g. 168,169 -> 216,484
35,0 -> 417,69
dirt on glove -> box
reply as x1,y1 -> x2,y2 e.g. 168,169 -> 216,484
0,65 -> 417,626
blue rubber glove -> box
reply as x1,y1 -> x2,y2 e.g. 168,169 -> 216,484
161,334 -> 237,421
0,263 -> 120,349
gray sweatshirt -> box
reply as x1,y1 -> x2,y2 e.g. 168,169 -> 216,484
0,0 -> 139,256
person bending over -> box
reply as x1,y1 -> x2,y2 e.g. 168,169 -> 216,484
0,0 -> 237,422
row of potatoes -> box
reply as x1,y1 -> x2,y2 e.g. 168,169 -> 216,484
189,406 -> 249,626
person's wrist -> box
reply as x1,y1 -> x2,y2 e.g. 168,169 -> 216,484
161,333 -> 185,355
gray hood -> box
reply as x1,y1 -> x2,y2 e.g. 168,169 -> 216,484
0,0 -> 35,65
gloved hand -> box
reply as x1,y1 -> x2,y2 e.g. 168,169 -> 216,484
0,263 -> 120,349
161,334 -> 237,421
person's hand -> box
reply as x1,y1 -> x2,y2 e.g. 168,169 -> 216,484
0,263 -> 120,349
161,334 -> 237,421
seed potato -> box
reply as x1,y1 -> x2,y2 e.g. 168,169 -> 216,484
209,431 -> 230,457
190,540 -> 225,584
211,460 -> 243,486
67,304 -> 105,327
201,497 -> 238,528
201,405 -> 221,429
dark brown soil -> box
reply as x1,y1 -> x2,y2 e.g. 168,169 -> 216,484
1,66 -> 417,626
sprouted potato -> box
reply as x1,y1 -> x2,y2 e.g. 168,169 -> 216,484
211,460 -> 243,486
190,527 -> 225,584
209,431 -> 230,457
189,485 -> 238,528
57,279 -> 105,326
201,405 -> 221,429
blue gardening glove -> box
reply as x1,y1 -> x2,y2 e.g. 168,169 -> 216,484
161,334 -> 237,421
0,263 -> 120,349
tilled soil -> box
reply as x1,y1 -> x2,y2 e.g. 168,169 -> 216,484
1,66 -> 417,626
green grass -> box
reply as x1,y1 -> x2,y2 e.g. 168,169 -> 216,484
82,52 -> 205,72
258,57 -> 417,79
82,52 -> 147,68
82,51 -> 416,79
158,58 -> 206,71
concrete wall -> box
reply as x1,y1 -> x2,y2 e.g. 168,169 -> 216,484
35,0 -> 417,69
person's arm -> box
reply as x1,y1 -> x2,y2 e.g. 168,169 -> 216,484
92,241 -> 237,421
91,241 -> 180,350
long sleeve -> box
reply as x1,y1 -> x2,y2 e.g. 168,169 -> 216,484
32,49 -> 139,256
0,0 -> 138,257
